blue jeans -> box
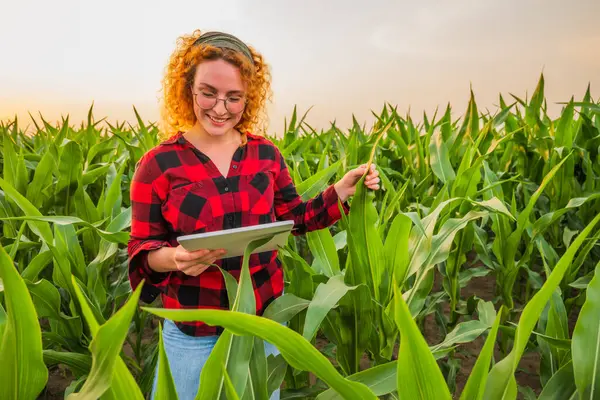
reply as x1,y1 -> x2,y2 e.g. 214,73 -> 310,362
151,319 -> 282,400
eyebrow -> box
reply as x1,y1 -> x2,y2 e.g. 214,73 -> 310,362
197,82 -> 244,95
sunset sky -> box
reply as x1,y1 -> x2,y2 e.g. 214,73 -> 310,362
1,0 -> 599,135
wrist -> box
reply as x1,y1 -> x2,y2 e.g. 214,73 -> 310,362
334,182 -> 348,203
148,247 -> 177,273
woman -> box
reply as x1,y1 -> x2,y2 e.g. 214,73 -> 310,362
127,29 -> 380,400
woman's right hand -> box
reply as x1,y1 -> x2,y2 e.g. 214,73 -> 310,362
172,246 -> 227,276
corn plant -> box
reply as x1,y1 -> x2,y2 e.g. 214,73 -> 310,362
1,75 -> 599,398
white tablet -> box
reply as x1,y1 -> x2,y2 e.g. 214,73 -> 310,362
176,220 -> 295,259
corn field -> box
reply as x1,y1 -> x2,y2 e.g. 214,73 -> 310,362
1,74 -> 600,399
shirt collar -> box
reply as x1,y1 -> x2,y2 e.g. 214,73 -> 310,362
160,131 -> 185,145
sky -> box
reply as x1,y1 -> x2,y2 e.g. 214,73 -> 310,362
1,0 -> 599,135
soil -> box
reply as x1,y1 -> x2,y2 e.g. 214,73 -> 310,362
423,265 -> 543,399
37,366 -> 74,399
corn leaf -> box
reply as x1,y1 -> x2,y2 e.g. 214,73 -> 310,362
316,360 -> 397,400
69,276 -> 144,400
306,228 -> 340,277
385,213 -> 411,299
67,276 -> 143,399
302,274 -> 358,342
348,174 -> 386,302
143,307 -> 377,400
429,129 -> 456,183
0,244 -> 48,400
262,293 -> 311,323
537,360 -> 577,400
0,215 -> 129,244
0,177 -> 53,244
154,323 -> 179,400
393,284 -> 452,400
43,350 -> 91,378
296,159 -> 342,201
572,261 -> 600,398
459,305 -> 503,400
197,237 -> 271,399
26,150 -> 56,207
245,336 -> 270,400
484,212 -> 600,399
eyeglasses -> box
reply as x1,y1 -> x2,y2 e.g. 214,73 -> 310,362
193,91 -> 247,114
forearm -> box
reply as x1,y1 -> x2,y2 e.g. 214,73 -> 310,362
147,246 -> 177,273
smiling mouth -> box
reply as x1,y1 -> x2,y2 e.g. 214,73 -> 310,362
207,114 -> 229,123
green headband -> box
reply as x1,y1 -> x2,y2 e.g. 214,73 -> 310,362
193,31 -> 254,65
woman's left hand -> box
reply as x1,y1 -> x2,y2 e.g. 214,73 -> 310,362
333,163 -> 380,203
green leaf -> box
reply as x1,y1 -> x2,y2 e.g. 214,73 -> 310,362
67,277 -> 143,399
262,293 -> 310,324
197,237 -> 272,399
529,330 -> 572,350
572,261 -> 600,399
223,365 -> 241,400
154,323 -> 179,400
348,173 -> 386,302
537,360 -> 577,400
55,224 -> 87,282
27,278 -> 68,321
69,276 -> 144,399
429,129 -> 456,183
385,213 -> 411,294
403,198 -> 459,282
43,350 -> 92,378
246,337 -> 270,400
266,355 -> 287,397
82,163 -> 112,186
143,308 -> 377,400
296,159 -> 342,201
430,319 -> 490,354
504,153 -> 571,267
0,304 -> 6,339
316,360 -> 397,399
26,150 -> 56,208
0,244 -> 48,400
477,300 -> 497,327
393,284 -> 452,400
0,215 -> 129,244
459,305 -> 503,400
555,99 -> 575,149
470,198 -> 514,220
302,274 -> 359,342
484,212 -> 600,399
104,162 -> 126,220
569,274 -> 592,290
306,228 -> 340,277
0,177 -> 53,244
405,210 -> 488,315
56,140 -> 83,198
525,73 -> 544,126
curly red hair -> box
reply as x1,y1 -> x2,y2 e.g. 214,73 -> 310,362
158,29 -> 272,145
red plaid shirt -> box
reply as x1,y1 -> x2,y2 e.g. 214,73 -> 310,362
128,131 -> 349,336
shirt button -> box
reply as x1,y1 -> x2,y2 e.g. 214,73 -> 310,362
224,187 -> 229,192
232,165 -> 238,169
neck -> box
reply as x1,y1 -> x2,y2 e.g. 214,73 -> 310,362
185,123 -> 241,148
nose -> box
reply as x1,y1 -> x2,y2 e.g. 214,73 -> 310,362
213,98 -> 228,115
